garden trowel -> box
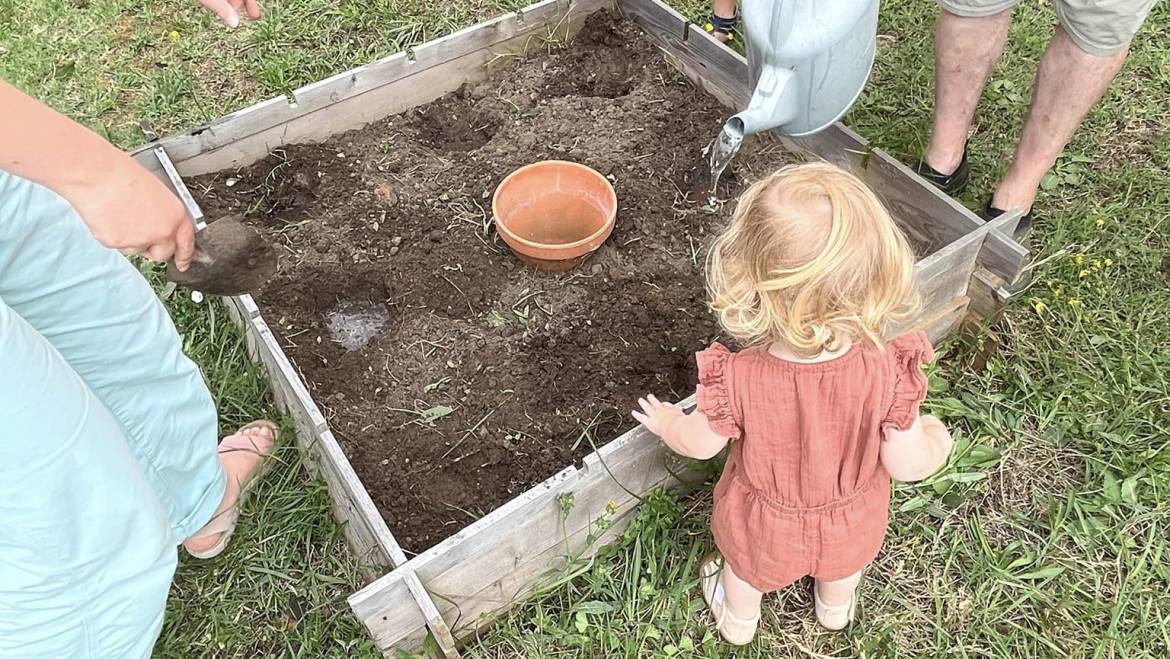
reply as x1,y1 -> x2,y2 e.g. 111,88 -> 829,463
166,215 -> 277,296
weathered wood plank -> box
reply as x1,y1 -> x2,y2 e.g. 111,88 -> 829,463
244,316 -> 397,573
619,0 -> 745,109
890,211 -> 1022,338
920,296 -> 970,344
680,18 -> 751,107
433,483 -> 645,639
350,398 -> 698,653
966,267 -> 1012,325
232,293 -> 262,320
130,0 -> 610,176
404,571 -> 460,658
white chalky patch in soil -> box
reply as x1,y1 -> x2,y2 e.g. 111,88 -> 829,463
326,300 -> 390,350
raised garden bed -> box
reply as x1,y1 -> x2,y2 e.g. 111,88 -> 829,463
132,0 -> 1028,655
187,13 -> 805,555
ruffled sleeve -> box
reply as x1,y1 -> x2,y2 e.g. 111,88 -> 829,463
882,331 -> 935,433
695,342 -> 741,439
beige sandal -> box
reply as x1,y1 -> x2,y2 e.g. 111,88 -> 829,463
699,553 -> 760,645
814,582 -> 858,631
183,420 -> 278,559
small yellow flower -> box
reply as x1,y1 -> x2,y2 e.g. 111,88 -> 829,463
1095,218 -> 1105,229
1073,254 -> 1085,265
168,30 -> 180,42
1079,269 -> 1089,278
1068,298 -> 1082,308
1092,259 -> 1102,270
1105,258 -> 1114,267
1032,300 -> 1048,315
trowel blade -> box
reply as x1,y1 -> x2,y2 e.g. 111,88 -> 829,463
166,215 -> 277,296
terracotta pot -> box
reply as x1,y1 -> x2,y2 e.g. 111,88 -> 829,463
492,160 -> 617,271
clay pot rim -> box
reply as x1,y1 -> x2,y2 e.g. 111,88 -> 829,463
491,160 -> 617,253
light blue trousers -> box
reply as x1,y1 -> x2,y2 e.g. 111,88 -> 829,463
0,171 -> 226,658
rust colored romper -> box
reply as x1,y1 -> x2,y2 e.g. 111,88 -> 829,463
696,331 -> 933,592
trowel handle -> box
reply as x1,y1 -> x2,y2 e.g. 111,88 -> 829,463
153,145 -> 207,231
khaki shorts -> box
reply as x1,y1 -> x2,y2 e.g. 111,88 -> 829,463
937,0 -> 1159,56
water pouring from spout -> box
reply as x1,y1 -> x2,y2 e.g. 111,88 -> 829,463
707,119 -> 745,207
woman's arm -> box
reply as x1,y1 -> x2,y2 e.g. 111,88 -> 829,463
633,395 -> 731,460
0,81 -> 195,269
880,414 -> 955,482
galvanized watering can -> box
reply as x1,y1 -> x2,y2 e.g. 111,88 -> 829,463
731,0 -> 879,137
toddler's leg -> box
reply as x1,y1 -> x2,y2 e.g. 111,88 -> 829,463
720,561 -> 764,620
699,554 -> 761,645
0,171 -> 225,542
815,569 -> 863,605
814,568 -> 864,630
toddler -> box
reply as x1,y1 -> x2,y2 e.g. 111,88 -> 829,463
633,163 -> 955,644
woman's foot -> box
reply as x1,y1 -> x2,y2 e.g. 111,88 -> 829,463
183,421 -> 277,558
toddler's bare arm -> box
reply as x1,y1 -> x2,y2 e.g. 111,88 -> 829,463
880,414 -> 954,482
632,395 -> 731,460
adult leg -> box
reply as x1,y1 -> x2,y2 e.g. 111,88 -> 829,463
991,26 -> 1128,213
0,296 -> 176,658
0,170 -> 225,542
923,5 -> 1014,175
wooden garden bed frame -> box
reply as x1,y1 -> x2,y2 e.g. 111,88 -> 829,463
131,0 -> 1028,654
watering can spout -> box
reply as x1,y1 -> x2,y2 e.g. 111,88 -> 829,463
728,65 -> 799,137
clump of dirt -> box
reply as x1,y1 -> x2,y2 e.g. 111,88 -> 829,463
190,12 -> 918,553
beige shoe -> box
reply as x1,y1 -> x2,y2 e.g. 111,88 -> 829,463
814,582 -> 858,631
183,420 -> 277,559
699,553 -> 760,645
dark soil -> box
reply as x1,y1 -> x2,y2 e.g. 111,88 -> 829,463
189,13 -> 899,553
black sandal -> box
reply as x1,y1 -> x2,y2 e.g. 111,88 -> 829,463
911,141 -> 970,197
704,12 -> 738,41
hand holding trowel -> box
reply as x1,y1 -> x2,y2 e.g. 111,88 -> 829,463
166,214 -> 277,296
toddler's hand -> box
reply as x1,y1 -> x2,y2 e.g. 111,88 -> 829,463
632,394 -> 684,438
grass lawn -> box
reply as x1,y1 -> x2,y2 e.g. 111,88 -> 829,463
3,0 -> 1168,657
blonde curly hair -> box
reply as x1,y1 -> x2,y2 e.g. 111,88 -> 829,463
707,162 -> 918,358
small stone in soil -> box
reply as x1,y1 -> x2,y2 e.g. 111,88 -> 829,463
428,229 -> 444,243
375,182 -> 398,206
